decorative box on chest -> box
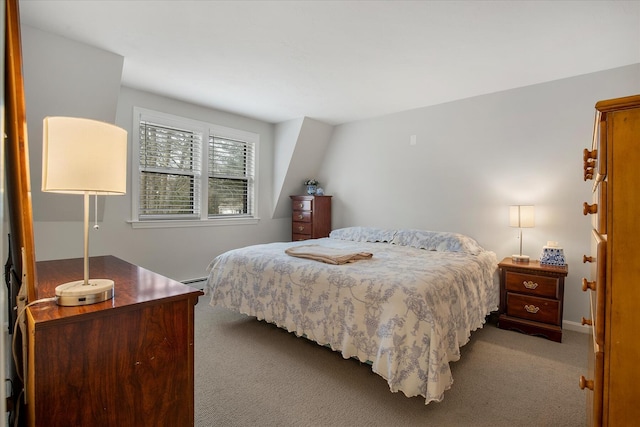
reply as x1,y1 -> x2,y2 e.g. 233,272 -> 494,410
540,241 -> 566,266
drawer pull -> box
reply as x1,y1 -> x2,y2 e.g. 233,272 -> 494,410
298,203 -> 304,209
581,317 -> 592,326
297,214 -> 304,220
583,255 -> 593,263
298,225 -> 305,232
583,148 -> 597,182
583,148 -> 597,161
524,304 -> 540,314
581,278 -> 596,292
579,375 -> 594,391
523,280 -> 538,290
583,202 -> 597,215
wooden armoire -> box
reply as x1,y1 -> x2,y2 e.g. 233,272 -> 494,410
581,94 -> 640,426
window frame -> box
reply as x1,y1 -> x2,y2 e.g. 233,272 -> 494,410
130,107 -> 259,229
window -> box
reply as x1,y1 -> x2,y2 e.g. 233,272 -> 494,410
131,107 -> 258,228
208,135 -> 255,216
138,120 -> 202,219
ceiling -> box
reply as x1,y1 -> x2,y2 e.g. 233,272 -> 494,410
19,1 -> 640,125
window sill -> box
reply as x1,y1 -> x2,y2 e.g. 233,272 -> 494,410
128,217 -> 260,229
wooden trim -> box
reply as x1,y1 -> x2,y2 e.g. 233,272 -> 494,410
595,94 -> 640,113
5,0 -> 37,302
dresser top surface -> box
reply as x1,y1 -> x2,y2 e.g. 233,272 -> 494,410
498,257 -> 568,275
290,195 -> 332,199
29,255 -> 203,323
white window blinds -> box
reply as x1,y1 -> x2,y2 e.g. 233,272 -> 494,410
208,136 -> 255,216
138,121 -> 202,218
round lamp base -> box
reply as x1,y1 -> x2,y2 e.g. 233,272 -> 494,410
55,279 -> 114,306
511,254 -> 530,263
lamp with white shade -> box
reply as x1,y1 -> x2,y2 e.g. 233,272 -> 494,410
509,205 -> 535,262
42,116 -> 127,306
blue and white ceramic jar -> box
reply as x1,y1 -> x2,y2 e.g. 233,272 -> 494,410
540,241 -> 566,266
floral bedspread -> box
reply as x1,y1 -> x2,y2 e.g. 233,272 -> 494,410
205,233 -> 498,404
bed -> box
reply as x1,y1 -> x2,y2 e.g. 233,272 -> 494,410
205,227 -> 499,404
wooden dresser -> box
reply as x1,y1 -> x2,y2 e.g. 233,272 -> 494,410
26,256 -> 203,427
497,258 -> 568,342
290,195 -> 332,241
580,94 -> 640,426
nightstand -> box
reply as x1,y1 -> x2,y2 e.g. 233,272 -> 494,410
497,257 -> 568,342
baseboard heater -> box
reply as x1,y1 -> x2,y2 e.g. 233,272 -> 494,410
182,277 -> 207,288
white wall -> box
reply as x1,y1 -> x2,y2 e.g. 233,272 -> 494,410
320,64 -> 640,326
272,117 -> 334,219
22,25 -> 124,224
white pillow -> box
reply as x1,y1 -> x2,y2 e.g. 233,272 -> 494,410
329,227 -> 397,243
391,229 -> 484,254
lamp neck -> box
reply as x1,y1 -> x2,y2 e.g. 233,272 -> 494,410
83,191 -> 90,285
518,227 -> 523,256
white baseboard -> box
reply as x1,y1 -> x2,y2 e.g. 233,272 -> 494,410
563,319 -> 589,334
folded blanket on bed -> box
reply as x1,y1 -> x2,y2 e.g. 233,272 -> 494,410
285,245 -> 373,265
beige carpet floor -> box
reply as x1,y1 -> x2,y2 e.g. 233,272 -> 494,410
194,297 -> 586,426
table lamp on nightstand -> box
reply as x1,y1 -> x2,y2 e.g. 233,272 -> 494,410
41,116 -> 127,306
509,205 -> 535,262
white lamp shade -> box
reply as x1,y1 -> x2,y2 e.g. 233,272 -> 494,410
509,205 -> 535,228
42,117 -> 127,194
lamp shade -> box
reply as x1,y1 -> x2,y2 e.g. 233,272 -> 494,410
42,117 -> 127,194
509,205 -> 535,228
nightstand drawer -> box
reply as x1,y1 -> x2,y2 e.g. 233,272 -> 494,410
293,210 -> 311,222
292,222 -> 311,235
505,271 -> 559,298
506,293 -> 560,325
292,199 -> 312,211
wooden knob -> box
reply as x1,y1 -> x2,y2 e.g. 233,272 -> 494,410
583,255 -> 593,263
579,375 -> 594,390
583,171 -> 593,181
581,317 -> 592,326
583,148 -> 597,161
582,277 -> 596,292
583,202 -> 597,215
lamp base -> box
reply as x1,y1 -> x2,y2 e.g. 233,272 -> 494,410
55,279 -> 114,306
511,254 -> 530,263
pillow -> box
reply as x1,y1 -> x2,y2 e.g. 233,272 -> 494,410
329,227 -> 397,243
390,229 -> 484,254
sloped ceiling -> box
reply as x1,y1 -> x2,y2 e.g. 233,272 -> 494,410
19,0 -> 640,125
